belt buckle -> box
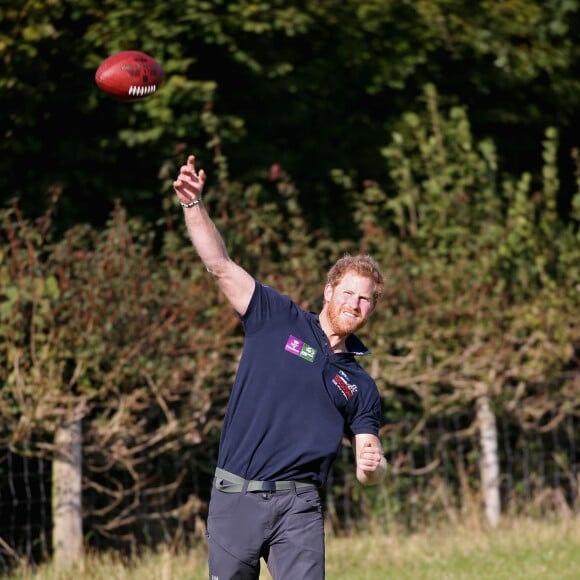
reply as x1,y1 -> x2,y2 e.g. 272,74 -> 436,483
261,480 -> 276,492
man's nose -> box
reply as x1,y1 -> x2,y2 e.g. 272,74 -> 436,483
347,296 -> 360,309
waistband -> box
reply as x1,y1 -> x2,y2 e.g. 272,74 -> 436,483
214,467 -> 317,493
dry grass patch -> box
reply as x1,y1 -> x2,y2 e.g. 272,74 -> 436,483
9,517 -> 580,579
322,517 -> 580,579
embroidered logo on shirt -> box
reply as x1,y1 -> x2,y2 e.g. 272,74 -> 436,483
285,335 -> 317,363
333,370 -> 358,400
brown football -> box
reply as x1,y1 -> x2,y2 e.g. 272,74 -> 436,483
95,50 -> 164,101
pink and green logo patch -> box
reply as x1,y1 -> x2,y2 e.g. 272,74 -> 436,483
285,335 -> 317,363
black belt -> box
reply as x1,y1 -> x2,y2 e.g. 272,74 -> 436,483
214,467 -> 317,493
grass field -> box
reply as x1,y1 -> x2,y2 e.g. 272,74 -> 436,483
10,517 -> 580,579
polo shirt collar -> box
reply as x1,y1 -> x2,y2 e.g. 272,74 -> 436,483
345,333 -> 371,356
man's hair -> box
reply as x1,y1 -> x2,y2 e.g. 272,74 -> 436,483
326,254 -> 384,305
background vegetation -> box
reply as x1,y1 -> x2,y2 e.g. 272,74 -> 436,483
7,517 -> 580,579
0,0 -> 579,571
2,0 -> 579,230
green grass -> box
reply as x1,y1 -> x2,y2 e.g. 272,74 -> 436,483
323,517 -> 580,579
9,517 -> 580,579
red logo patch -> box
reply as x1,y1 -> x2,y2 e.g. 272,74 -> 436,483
333,371 -> 358,400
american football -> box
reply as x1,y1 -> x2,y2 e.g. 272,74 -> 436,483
95,50 -> 164,101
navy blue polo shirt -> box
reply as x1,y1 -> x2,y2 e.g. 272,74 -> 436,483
216,281 -> 381,487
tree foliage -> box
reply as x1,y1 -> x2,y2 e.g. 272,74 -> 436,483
346,85 -> 579,428
0,0 -> 578,548
0,154 -> 332,542
1,0 -> 578,232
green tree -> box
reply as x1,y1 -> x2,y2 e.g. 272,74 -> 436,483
1,0 -> 578,234
339,84 -> 579,526
346,84 -> 579,419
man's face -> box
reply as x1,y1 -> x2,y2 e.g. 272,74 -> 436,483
324,273 -> 376,336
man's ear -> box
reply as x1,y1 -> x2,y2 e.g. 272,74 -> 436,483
323,284 -> 333,303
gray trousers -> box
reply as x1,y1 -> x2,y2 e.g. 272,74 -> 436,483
207,485 -> 325,579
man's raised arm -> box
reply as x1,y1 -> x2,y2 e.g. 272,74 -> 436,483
173,155 -> 255,316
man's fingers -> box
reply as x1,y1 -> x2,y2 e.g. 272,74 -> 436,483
173,154 -> 205,200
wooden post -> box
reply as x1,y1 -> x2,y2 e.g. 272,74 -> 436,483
52,417 -> 83,569
476,394 -> 501,528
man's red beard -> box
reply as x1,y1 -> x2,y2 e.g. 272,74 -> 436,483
326,300 -> 366,336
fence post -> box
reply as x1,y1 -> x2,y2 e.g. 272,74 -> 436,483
52,416 -> 83,569
476,394 -> 501,527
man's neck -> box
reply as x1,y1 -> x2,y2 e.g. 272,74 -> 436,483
319,311 -> 348,353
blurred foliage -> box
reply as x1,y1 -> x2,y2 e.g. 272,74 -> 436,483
348,85 -> 579,427
1,86 -> 578,545
0,155 -> 329,543
330,85 -> 579,527
0,0 -> 578,548
0,0 -> 578,232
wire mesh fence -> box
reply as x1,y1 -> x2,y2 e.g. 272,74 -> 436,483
1,411 -> 578,573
